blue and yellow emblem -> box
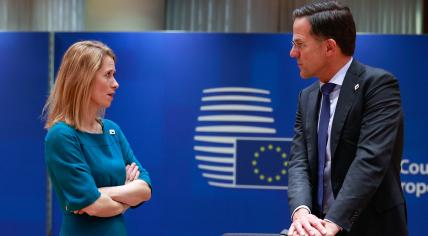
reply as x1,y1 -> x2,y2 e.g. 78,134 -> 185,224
235,138 -> 291,188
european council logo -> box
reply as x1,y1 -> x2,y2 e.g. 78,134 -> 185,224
193,87 -> 292,190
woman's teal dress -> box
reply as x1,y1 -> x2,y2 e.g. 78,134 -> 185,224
45,119 -> 151,236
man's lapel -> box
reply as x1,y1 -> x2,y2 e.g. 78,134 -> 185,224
307,85 -> 321,175
330,60 -> 365,159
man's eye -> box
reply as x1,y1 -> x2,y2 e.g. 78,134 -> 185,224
295,42 -> 304,48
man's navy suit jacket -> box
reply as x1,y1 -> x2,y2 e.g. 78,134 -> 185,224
288,60 -> 408,236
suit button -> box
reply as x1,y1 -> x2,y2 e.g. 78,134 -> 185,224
349,210 -> 359,223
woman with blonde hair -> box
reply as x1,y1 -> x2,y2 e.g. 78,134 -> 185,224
44,40 -> 152,235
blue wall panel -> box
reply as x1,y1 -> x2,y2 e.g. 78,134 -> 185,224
54,33 -> 297,236
0,32 -> 48,235
355,35 -> 428,236
53,33 -> 428,236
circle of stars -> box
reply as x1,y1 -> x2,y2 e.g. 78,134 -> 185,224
252,144 -> 288,183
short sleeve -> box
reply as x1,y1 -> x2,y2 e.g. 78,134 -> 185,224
115,124 -> 152,189
45,125 -> 101,212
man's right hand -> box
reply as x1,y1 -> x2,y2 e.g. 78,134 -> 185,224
288,208 -> 327,236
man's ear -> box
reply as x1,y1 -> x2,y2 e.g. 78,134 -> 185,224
325,38 -> 337,56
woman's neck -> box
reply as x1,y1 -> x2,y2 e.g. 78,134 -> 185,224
80,109 -> 102,133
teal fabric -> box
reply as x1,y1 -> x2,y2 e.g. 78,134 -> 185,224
45,119 -> 151,236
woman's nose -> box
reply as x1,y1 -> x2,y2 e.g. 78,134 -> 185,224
112,78 -> 119,89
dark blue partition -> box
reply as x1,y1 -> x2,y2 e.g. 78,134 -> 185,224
53,33 -> 428,236
355,35 -> 428,236
0,33 -> 49,235
54,32 -> 297,236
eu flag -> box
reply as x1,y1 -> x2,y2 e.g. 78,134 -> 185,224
235,138 -> 291,188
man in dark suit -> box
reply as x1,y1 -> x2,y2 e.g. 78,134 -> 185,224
287,1 -> 408,236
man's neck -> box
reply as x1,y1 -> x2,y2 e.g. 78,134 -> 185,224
319,56 -> 352,83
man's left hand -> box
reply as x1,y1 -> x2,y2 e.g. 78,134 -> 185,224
322,220 -> 340,236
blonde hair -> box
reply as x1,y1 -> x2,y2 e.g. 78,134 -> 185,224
43,40 -> 116,130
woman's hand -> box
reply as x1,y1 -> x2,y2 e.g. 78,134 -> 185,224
73,210 -> 84,215
125,162 -> 140,184
71,163 -> 144,216
72,193 -> 130,217
73,203 -> 129,216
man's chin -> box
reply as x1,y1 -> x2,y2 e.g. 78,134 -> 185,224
299,72 -> 311,79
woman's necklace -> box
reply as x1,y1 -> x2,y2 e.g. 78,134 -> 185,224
84,121 -> 103,134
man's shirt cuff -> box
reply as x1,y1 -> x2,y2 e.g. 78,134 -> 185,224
291,205 -> 311,221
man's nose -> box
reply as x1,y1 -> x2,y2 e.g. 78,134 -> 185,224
290,47 -> 299,58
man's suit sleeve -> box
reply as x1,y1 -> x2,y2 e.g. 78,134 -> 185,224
326,72 -> 403,231
288,90 -> 313,214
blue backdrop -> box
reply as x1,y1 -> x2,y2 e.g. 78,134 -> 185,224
0,32 -> 427,235
0,33 -> 48,235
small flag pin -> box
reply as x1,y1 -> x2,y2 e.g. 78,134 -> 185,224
354,84 -> 360,91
